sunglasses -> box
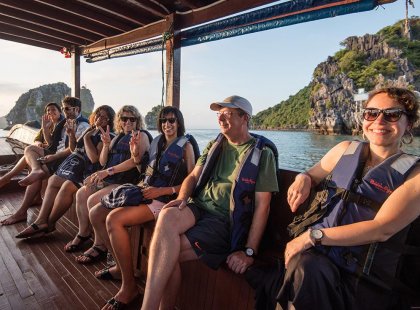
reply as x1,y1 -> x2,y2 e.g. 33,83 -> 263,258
62,106 -> 76,111
121,116 -> 137,123
216,111 -> 243,119
159,117 -> 177,124
362,108 -> 407,122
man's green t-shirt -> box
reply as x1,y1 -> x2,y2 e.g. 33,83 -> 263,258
192,137 -> 278,218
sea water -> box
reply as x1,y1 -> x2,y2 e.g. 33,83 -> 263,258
2,129 -> 419,171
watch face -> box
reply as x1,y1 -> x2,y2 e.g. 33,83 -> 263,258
245,248 -> 254,257
311,229 -> 323,240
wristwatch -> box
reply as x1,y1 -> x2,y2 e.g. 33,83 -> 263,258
309,228 -> 324,246
244,247 -> 256,258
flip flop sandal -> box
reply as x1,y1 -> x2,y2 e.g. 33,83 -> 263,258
64,234 -> 91,252
76,245 -> 107,264
105,293 -> 141,310
15,223 -> 49,239
95,267 -> 119,281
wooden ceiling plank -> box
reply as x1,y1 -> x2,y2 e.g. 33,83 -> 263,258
82,18 -> 170,55
0,7 -> 102,42
0,15 -> 89,45
125,0 -> 167,18
35,0 -> 135,32
178,0 -> 278,29
0,32 -> 64,51
0,23 -> 75,47
0,0 -> 121,37
81,0 -> 275,55
77,0 -> 154,26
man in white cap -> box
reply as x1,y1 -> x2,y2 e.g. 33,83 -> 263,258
141,95 -> 278,309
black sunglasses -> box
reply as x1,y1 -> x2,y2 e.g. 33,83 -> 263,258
121,116 -> 137,123
159,117 -> 177,124
362,108 -> 407,122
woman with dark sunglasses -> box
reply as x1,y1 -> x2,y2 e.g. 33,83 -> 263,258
275,87 -> 420,310
89,107 -> 196,309
65,105 -> 152,264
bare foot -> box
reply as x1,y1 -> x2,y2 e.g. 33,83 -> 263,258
0,212 -> 27,226
18,170 -> 46,187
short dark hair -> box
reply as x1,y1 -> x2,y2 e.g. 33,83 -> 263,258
44,102 -> 61,113
62,96 -> 82,108
157,106 -> 186,137
365,87 -> 419,125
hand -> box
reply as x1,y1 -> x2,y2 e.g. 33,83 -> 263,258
41,114 -> 52,131
41,154 -> 54,163
284,230 -> 312,267
65,119 -> 76,136
85,170 -> 107,187
162,199 -> 187,210
287,173 -> 312,212
142,186 -> 163,199
99,125 -> 111,146
226,251 -> 254,274
130,130 -> 141,159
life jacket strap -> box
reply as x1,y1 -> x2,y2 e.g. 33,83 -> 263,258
330,184 -> 381,212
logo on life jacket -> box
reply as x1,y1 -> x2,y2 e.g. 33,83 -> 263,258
241,177 -> 256,185
167,151 -> 180,159
369,178 -> 393,194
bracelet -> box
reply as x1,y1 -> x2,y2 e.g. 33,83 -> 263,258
171,187 -> 176,194
107,167 -> 115,176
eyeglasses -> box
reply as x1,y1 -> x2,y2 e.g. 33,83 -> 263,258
62,106 -> 76,111
362,108 -> 407,122
159,117 -> 177,124
216,111 -> 245,119
121,116 -> 137,123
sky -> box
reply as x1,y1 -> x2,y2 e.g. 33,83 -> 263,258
0,0 -> 418,129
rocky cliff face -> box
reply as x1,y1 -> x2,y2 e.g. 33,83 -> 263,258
6,83 -> 95,126
309,32 -> 417,135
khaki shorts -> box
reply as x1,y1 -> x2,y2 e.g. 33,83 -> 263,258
146,200 -> 166,220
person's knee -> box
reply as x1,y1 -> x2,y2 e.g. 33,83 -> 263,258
156,208 -> 181,232
89,204 -> 104,225
105,211 -> 120,233
75,187 -> 86,204
47,175 -> 62,187
86,194 -> 97,210
291,251 -> 336,283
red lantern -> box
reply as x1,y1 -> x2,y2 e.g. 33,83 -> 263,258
60,47 -> 71,58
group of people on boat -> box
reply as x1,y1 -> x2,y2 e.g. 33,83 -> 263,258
0,86 -> 419,310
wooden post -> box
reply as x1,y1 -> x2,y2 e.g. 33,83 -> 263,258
71,46 -> 81,98
165,14 -> 181,108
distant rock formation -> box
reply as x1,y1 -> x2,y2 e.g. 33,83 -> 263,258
5,82 -> 95,127
309,32 -> 417,135
253,18 -> 419,135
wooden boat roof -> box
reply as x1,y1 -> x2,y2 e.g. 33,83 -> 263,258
0,0 -> 396,61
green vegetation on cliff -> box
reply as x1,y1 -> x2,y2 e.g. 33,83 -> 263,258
252,85 -> 311,129
145,105 -> 162,129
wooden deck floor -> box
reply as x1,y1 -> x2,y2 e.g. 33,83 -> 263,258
0,185 -> 134,310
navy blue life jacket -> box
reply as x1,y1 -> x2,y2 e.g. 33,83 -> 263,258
194,133 -> 278,252
312,141 -> 419,292
104,130 -> 152,184
75,127 -> 114,177
142,134 -> 192,203
46,115 -> 89,153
